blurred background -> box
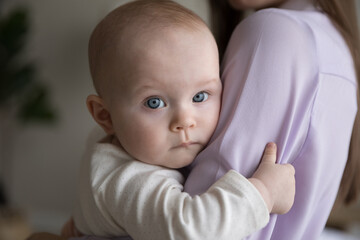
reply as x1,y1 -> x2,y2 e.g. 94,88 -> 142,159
0,0 -> 359,239
0,0 -> 209,238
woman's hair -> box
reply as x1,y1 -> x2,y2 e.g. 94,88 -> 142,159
208,0 -> 244,60
315,0 -> 360,206
209,0 -> 360,205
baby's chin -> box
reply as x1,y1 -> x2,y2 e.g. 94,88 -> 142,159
135,145 -> 203,169
161,152 -> 199,169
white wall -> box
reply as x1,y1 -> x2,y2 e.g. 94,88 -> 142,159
1,0 -> 209,234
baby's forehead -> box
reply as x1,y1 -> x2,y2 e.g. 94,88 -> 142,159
108,15 -> 205,46
93,7 -> 208,69
98,1 -> 207,43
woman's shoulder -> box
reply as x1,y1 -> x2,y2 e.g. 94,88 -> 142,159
226,7 -> 319,67
227,8 -> 319,62
247,7 -> 318,27
238,8 -> 317,42
240,8 -> 354,82
223,8 -> 320,96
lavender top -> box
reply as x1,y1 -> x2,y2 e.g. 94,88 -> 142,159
184,0 -> 357,239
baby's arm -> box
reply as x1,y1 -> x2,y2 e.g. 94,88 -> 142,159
249,142 -> 295,214
69,143 -> 295,240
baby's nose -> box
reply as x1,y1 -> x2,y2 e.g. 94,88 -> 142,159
170,110 -> 196,132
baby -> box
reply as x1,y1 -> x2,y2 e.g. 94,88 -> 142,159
63,0 -> 295,239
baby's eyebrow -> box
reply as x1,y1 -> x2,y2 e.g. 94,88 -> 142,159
132,76 -> 167,94
196,78 -> 221,87
133,84 -> 155,95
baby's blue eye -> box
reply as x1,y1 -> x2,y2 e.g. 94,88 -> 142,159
193,92 -> 208,103
145,97 -> 165,109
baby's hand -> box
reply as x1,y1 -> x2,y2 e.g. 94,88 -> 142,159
249,143 -> 295,214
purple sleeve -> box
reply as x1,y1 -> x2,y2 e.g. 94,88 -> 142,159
185,8 -> 357,240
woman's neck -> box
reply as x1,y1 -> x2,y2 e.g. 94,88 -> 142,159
279,0 -> 316,11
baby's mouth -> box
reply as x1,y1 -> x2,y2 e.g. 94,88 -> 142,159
173,141 -> 197,149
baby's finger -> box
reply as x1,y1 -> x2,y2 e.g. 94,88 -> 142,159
261,142 -> 277,163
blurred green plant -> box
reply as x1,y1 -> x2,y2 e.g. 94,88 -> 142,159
0,7 -> 57,206
0,7 -> 56,123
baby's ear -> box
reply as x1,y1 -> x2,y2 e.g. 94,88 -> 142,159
86,95 -> 114,135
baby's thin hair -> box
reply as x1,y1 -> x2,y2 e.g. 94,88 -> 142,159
88,0 -> 208,95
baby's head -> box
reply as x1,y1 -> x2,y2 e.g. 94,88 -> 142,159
87,0 -> 222,168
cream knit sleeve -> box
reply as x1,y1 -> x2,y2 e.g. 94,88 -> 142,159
74,143 -> 269,240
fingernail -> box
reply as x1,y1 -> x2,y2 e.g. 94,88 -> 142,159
267,142 -> 276,149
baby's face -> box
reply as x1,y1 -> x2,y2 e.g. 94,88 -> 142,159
107,27 -> 221,168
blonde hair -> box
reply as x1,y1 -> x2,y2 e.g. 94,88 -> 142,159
88,0 -> 207,95
209,0 -> 360,205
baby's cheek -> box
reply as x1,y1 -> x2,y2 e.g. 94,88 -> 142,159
205,114 -> 219,136
128,131 -> 165,163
